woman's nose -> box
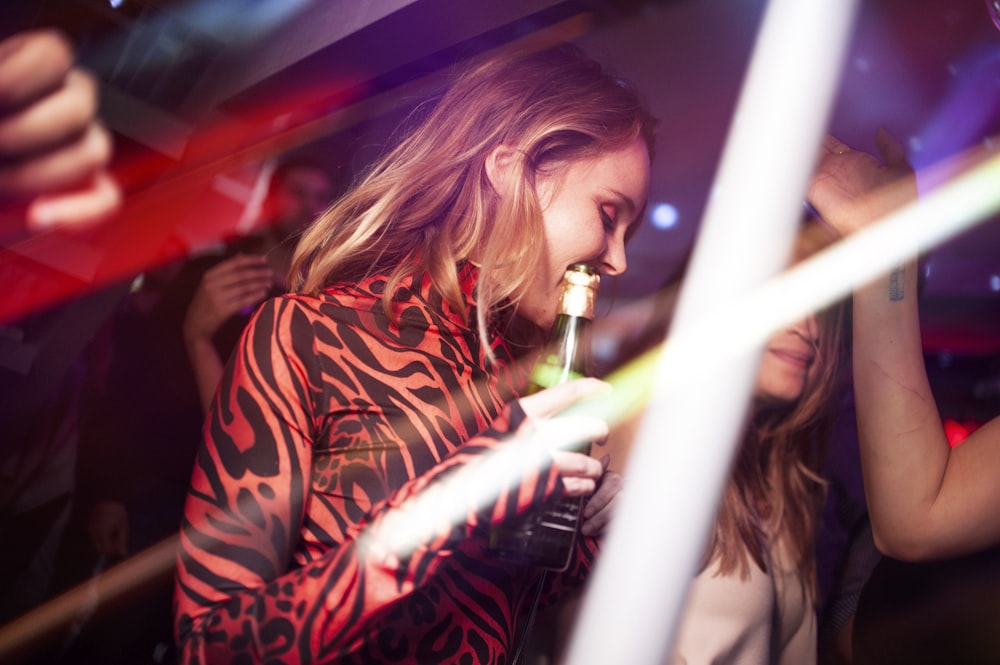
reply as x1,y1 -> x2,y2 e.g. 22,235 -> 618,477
793,314 -> 819,342
601,234 -> 628,277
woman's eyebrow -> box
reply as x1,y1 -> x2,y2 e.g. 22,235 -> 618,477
607,189 -> 638,215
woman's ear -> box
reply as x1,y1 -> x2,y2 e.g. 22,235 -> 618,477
485,145 -> 519,195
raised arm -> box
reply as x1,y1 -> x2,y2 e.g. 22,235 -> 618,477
181,253 -> 274,413
809,130 -> 1000,561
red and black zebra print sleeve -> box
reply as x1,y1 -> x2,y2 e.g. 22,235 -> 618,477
173,292 -> 567,664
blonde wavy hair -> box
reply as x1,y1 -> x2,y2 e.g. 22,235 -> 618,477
289,42 -> 656,349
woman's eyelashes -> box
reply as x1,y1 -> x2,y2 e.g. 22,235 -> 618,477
600,206 -> 616,231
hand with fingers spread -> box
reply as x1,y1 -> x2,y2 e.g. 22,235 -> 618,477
807,128 -> 918,237
0,29 -> 121,232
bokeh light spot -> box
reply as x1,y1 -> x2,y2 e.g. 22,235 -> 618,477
651,202 -> 679,229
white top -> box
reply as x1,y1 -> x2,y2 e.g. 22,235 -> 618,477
669,538 -> 816,665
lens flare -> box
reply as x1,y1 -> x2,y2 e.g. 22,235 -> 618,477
988,0 -> 1000,32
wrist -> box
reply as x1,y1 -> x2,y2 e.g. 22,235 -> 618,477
183,327 -> 215,348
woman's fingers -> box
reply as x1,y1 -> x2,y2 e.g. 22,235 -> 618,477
518,377 -> 612,420
0,69 -> 99,156
27,171 -> 121,231
0,29 -> 123,231
0,119 -> 112,197
875,126 -> 909,171
0,29 -> 74,108
581,466 -> 623,536
206,256 -> 274,307
808,130 -> 918,236
551,449 -> 602,497
820,134 -> 852,157
186,255 -> 274,337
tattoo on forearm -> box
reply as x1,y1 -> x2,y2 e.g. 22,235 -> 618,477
889,264 -> 905,301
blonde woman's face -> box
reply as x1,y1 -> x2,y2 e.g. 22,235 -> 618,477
519,137 -> 651,329
755,315 -> 820,404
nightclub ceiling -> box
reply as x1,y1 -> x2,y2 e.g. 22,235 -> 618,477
7,0 -> 1000,359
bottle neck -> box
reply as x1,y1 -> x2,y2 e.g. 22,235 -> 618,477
527,313 -> 593,393
524,264 -> 599,394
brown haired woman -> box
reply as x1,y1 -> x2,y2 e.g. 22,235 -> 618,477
606,220 -> 849,665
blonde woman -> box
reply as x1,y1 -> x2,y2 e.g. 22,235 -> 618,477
174,43 -> 655,664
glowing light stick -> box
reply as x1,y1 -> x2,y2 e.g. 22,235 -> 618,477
564,1 -> 861,663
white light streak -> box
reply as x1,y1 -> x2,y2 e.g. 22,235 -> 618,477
565,1 -> 861,664
567,127 -> 1000,665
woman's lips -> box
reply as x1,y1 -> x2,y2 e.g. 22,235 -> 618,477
769,347 -> 814,369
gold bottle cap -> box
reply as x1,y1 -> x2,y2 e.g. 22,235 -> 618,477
559,265 -> 599,319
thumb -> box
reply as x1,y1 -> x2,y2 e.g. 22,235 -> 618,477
875,127 -> 910,170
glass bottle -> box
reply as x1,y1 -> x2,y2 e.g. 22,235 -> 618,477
488,263 -> 599,571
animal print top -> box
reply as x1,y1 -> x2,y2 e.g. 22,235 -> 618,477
174,263 -> 598,664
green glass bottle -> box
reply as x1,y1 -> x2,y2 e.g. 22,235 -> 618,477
489,263 -> 599,571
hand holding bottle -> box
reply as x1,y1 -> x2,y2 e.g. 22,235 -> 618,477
494,373 -> 617,569
520,381 -> 622,536
491,264 -> 608,570
518,376 -> 610,496
519,399 -> 622,539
